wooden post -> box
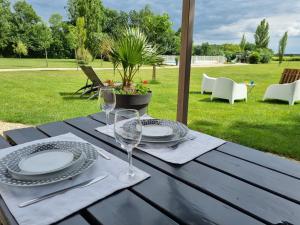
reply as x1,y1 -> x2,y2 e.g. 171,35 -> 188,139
176,0 -> 195,124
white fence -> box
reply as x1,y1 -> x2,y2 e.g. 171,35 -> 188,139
161,55 -> 226,65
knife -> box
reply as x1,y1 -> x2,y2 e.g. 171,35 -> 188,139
18,174 -> 108,208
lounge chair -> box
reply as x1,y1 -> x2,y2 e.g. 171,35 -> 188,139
211,77 -> 247,104
263,69 -> 300,105
74,66 -> 105,99
201,74 -> 216,94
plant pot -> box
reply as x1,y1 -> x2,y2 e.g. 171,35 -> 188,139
115,92 -> 152,115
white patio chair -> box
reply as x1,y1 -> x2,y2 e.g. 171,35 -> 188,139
263,80 -> 300,105
211,77 -> 247,104
201,74 -> 216,94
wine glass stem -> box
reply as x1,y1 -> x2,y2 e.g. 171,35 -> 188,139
105,111 -> 110,129
127,149 -> 134,177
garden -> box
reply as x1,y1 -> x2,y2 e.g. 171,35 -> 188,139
0,60 -> 299,160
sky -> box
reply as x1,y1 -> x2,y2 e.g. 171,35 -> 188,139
14,0 -> 300,53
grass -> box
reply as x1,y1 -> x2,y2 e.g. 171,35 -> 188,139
0,60 -> 299,160
0,58 -> 113,69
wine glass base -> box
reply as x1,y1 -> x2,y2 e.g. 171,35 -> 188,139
118,169 -> 144,183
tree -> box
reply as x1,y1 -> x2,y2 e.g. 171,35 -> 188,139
11,0 -> 41,50
66,25 -> 78,60
75,17 -> 91,64
254,19 -> 270,49
0,0 -> 12,53
49,13 -> 72,58
13,40 -> 28,58
127,5 -> 178,55
67,0 -> 105,57
31,23 -> 53,67
278,31 -> 288,65
240,34 -> 246,51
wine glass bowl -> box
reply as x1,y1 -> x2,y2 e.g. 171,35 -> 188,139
114,109 -> 142,182
98,87 -> 116,128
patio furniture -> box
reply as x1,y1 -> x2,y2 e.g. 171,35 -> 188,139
201,73 -> 216,94
1,111 -> 300,225
211,77 -> 247,104
279,68 -> 300,84
263,80 -> 300,105
263,69 -> 300,105
74,66 -> 105,99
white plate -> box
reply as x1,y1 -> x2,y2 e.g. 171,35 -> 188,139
142,125 -> 173,138
18,151 -> 74,174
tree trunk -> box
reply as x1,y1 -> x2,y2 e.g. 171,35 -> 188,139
45,49 -> 48,67
152,65 -> 156,81
75,49 -> 78,70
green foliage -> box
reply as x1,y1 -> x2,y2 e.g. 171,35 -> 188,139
126,5 -> 180,55
258,48 -> 273,64
244,42 -> 256,51
0,0 -> 11,52
254,19 -> 270,48
76,47 -> 92,65
114,83 -> 149,95
272,56 -> 300,62
222,44 -> 241,61
193,43 -> 223,56
75,17 -> 91,65
249,51 -> 260,64
67,0 -> 105,57
31,22 -> 53,66
108,28 -> 162,88
11,0 -> 41,49
240,34 -> 246,51
13,40 -> 28,58
278,31 -> 288,65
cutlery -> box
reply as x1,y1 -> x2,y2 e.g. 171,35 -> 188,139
18,174 -> 108,208
169,135 -> 197,150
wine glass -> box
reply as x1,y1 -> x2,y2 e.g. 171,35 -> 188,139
98,87 -> 116,130
114,109 -> 142,182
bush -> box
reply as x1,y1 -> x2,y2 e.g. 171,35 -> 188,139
272,56 -> 300,61
249,52 -> 260,64
258,48 -> 273,63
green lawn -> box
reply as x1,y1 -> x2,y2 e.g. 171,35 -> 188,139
0,58 -> 113,69
0,61 -> 299,160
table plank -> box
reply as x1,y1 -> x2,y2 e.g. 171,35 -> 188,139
197,150 -> 300,204
217,142 -> 300,179
67,116 -> 300,225
4,127 -> 47,145
87,190 -> 177,225
55,215 -> 90,225
0,136 -> 10,149
38,121 -> 265,225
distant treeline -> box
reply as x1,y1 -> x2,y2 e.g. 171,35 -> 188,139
0,0 -> 181,59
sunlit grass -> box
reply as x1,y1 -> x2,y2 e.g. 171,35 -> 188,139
0,61 -> 299,160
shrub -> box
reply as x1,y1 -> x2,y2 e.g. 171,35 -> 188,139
258,48 -> 273,63
249,52 -> 260,64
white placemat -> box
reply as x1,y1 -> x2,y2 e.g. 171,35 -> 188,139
96,122 -> 226,164
0,133 -> 150,225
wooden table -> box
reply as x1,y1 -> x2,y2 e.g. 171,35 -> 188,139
0,112 -> 299,225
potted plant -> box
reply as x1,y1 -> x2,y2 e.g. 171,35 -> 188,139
107,28 -> 162,114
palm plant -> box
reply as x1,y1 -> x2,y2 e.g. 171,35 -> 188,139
108,28 -> 162,90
